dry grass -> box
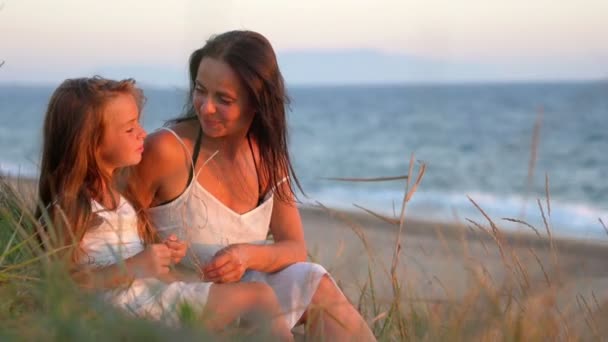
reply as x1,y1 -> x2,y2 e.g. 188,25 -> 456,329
2,139 -> 608,340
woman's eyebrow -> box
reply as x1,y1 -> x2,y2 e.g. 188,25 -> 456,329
217,90 -> 236,99
195,80 -> 237,99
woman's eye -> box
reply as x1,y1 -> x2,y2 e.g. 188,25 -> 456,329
219,97 -> 233,104
126,128 -> 135,133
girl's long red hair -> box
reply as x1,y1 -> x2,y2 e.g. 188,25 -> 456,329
36,76 -> 155,263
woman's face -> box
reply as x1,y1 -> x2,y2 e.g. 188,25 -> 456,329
193,57 -> 254,139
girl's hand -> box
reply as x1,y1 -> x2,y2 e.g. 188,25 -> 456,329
202,244 -> 249,283
163,234 -> 187,264
130,244 -> 172,278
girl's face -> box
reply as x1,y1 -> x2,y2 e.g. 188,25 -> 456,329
193,57 -> 255,138
97,93 -> 146,173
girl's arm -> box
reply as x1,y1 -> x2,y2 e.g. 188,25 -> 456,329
72,243 -> 174,290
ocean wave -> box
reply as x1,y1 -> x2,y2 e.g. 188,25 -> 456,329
303,186 -> 608,241
0,162 -> 39,179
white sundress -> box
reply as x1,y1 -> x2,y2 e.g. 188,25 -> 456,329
147,127 -> 332,328
79,196 -> 211,324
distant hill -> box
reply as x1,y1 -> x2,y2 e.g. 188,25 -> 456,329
277,49 -> 493,85
0,49 -> 604,87
94,50 -> 495,87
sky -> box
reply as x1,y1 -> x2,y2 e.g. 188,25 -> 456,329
1,0 -> 607,86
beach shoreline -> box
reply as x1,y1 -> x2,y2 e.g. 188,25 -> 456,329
6,173 -> 606,251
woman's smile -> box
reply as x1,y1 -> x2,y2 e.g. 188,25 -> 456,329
203,118 -> 222,128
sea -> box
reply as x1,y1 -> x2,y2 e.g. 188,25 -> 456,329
1,82 -> 607,241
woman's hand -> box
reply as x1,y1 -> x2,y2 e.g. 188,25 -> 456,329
202,244 -> 249,283
163,234 -> 187,264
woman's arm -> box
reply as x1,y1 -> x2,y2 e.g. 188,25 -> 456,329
203,182 -> 307,283
245,191 -> 308,271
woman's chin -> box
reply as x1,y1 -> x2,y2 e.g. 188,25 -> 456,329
202,127 -> 225,138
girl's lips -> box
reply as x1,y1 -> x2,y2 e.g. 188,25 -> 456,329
137,146 -> 144,153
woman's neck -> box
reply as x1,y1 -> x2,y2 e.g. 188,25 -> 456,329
201,131 -> 250,161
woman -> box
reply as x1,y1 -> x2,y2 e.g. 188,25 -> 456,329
131,30 -> 375,340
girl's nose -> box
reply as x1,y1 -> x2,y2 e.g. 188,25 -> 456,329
138,125 -> 147,139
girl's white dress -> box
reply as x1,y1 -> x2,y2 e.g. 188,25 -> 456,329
78,196 -> 211,323
147,128 -> 331,328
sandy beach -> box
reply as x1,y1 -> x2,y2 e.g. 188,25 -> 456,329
299,205 -> 608,303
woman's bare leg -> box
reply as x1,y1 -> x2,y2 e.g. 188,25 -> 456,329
300,275 -> 376,341
203,282 -> 293,341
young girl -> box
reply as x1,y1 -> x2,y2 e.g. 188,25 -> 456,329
36,76 -> 293,340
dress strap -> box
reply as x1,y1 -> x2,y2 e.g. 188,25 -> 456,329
269,177 -> 289,195
186,127 -> 204,186
192,127 -> 219,179
191,127 -> 203,179
158,127 -> 217,183
195,150 -> 219,179
157,127 -> 196,178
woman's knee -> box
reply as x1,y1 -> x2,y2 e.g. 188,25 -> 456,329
312,275 -> 344,305
246,282 -> 279,309
205,282 -> 263,316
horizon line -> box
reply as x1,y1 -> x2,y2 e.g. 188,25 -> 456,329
1,77 -> 606,90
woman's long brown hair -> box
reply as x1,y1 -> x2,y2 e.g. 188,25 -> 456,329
36,76 -> 155,263
172,30 -> 304,202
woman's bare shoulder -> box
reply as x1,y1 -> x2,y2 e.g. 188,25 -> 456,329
167,120 -> 199,143
143,129 -> 184,164
136,124 -> 193,183
144,122 -> 197,161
